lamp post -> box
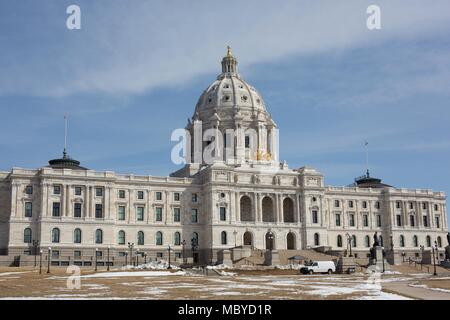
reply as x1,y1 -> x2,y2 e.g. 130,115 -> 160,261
167,245 -> 172,269
346,233 -> 352,257
47,247 -> 51,274
144,253 -> 147,264
432,241 -> 438,276
39,249 -> 43,274
233,230 -> 237,247
95,248 -> 98,272
128,242 -> 134,266
107,246 -> 110,271
32,240 -> 40,267
181,240 -> 186,264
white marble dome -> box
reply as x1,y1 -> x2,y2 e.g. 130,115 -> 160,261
192,47 -> 269,122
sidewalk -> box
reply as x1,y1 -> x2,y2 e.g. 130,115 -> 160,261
383,282 -> 450,300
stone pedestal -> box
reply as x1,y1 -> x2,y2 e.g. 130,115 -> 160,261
386,251 -> 402,265
421,250 -> 432,264
336,256 -> 357,274
368,246 -> 388,272
264,250 -> 280,266
222,249 -> 233,266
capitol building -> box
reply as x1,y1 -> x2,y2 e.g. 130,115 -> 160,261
0,48 -> 447,267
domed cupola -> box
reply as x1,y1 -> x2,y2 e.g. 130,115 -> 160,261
182,47 -> 280,169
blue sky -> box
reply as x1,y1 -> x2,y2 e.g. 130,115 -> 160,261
1,1 -> 449,218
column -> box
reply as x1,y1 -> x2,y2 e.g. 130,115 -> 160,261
279,194 -> 284,223
255,193 -> 260,222
84,185 -> 90,218
40,182 -> 48,219
10,182 -> 18,218
428,201 -> 434,228
65,184 -> 71,217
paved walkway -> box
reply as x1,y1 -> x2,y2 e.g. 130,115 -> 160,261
384,282 -> 450,300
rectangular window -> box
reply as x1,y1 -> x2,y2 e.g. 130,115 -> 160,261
435,216 -> 440,228
52,202 -> 60,217
74,251 -> 81,259
137,191 -> 144,200
155,207 -> 163,221
410,215 -> 415,227
156,192 -> 162,201
334,200 -> 340,208
363,215 -> 369,227
74,187 -> 82,196
423,216 -> 429,227
118,190 -> 126,199
245,135 -> 250,148
375,202 -> 380,209
409,202 -> 414,209
191,209 -> 198,223
422,203 -> 427,210
118,206 -> 125,220
335,213 -> 341,226
348,201 -> 354,208
396,215 -> 402,227
173,208 -> 181,222
312,210 -> 318,224
434,204 -> 439,211
53,185 -> 61,195
192,193 -> 198,203
95,204 -> 103,219
74,203 -> 82,218
175,252 -> 182,259
349,214 -> 355,227
52,250 -> 60,259
219,207 -> 226,221
96,251 -> 103,258
137,206 -> 144,221
25,202 -> 33,217
396,201 -> 401,209
157,252 -> 163,258
25,185 -> 33,195
376,215 -> 382,227
174,192 -> 180,201
362,201 -> 367,209
95,188 -> 103,197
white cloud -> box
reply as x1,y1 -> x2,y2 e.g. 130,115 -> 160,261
1,0 -> 450,97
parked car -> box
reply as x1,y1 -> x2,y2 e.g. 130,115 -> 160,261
300,261 -> 336,275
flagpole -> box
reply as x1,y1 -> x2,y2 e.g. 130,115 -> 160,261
365,141 -> 369,177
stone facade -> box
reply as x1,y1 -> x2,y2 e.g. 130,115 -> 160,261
0,48 -> 447,266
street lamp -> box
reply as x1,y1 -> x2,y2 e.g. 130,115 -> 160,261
233,230 -> 237,247
181,240 -> 186,264
95,248 -> 98,272
107,246 -> 110,271
47,247 -> 51,274
39,249 -> 43,274
432,241 -> 438,276
345,233 -> 353,257
144,253 -> 147,264
32,240 -> 40,267
167,245 -> 172,269
128,242 -> 134,266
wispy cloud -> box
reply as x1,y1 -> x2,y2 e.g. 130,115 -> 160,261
1,0 -> 450,98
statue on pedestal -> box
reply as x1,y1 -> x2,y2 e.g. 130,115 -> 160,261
373,232 -> 381,247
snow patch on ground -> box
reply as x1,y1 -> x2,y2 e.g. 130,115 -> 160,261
124,259 -> 180,270
0,271 -> 31,277
409,283 -> 450,293
83,270 -> 186,278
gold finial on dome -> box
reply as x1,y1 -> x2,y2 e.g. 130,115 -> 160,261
226,45 -> 233,57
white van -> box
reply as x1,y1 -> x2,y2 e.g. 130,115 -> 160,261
300,261 -> 336,275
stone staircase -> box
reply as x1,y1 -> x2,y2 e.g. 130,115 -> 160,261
277,249 -> 339,265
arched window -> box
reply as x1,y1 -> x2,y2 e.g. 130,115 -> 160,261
52,228 -> 60,243
221,231 -> 227,245
95,229 -> 103,244
240,196 -> 253,222
156,231 -> 163,245
24,228 -> 32,243
437,236 -> 442,248
314,233 -> 320,246
365,235 -> 370,248
426,235 -> 431,247
400,235 -> 405,247
74,228 -> 82,244
283,198 -> 295,223
287,232 -> 296,249
262,196 -> 275,222
174,232 -> 181,246
351,235 -> 357,248
118,230 -> 125,245
337,235 -> 343,247
137,231 -> 144,245
413,235 -> 418,247
191,232 -> 199,246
